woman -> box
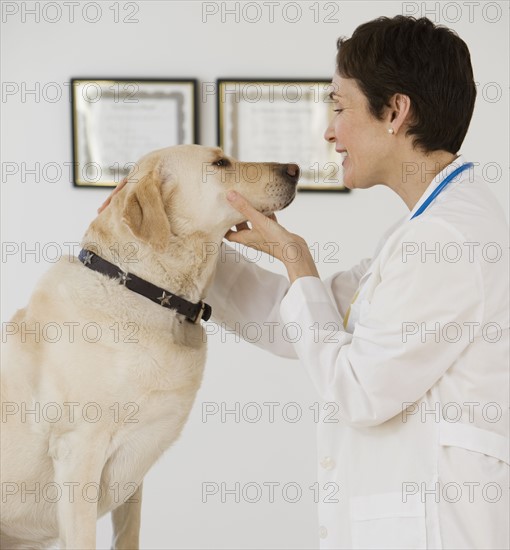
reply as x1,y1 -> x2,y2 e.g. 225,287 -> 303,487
204,16 -> 509,550
100,16 -> 509,549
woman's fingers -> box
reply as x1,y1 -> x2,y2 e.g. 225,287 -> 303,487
223,221 -> 249,240
97,177 -> 129,214
224,228 -> 241,243
224,192 -> 288,254
225,227 -> 263,249
227,191 -> 268,227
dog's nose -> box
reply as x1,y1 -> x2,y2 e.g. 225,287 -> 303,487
284,163 -> 300,184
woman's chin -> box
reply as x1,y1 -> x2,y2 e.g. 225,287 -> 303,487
342,172 -> 354,189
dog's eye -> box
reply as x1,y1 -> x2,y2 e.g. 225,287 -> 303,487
214,159 -> 227,167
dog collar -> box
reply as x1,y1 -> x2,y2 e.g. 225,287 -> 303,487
78,249 -> 212,323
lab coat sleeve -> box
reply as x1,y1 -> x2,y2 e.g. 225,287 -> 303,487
322,257 -> 373,319
279,219 -> 484,427
206,242 -> 372,359
205,242 -> 298,358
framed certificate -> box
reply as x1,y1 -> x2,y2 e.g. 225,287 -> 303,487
217,79 -> 348,192
71,78 -> 198,187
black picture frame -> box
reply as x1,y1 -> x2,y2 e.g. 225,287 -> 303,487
217,78 -> 348,192
70,78 -> 198,188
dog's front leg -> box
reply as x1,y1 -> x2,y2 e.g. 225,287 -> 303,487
111,481 -> 143,550
51,435 -> 107,549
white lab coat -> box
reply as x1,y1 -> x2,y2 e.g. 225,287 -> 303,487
206,155 -> 509,549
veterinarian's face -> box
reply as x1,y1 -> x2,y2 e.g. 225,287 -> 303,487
162,145 -> 299,231
324,73 -> 392,189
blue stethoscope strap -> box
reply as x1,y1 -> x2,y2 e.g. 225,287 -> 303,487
410,162 -> 474,220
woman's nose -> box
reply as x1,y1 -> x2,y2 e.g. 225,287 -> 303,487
324,121 -> 335,143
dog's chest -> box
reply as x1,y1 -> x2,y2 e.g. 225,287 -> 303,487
97,377 -> 202,515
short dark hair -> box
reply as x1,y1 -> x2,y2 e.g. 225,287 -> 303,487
336,16 -> 476,154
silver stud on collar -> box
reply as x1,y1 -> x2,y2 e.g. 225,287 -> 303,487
157,290 -> 172,306
83,251 -> 94,265
116,271 -> 131,286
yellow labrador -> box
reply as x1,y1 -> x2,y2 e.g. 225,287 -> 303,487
1,145 -> 299,549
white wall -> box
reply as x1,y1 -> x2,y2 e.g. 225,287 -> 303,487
1,1 -> 508,548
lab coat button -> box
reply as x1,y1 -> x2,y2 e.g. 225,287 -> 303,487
320,456 -> 335,470
319,525 -> 328,539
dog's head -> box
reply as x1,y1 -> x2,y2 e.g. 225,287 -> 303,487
118,144 -> 299,252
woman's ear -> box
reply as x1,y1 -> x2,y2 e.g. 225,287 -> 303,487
388,93 -> 412,134
121,170 -> 175,252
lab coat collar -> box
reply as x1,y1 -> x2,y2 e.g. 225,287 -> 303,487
406,153 -> 468,221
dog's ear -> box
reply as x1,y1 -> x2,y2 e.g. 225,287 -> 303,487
122,170 -> 174,252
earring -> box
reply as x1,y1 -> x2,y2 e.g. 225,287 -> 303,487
388,127 -> 394,134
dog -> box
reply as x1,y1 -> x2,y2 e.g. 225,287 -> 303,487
0,144 -> 299,549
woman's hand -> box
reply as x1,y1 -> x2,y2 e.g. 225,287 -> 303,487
225,191 -> 320,284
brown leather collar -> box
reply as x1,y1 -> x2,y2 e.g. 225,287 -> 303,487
78,249 -> 211,323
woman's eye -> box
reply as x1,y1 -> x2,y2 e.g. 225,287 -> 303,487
334,109 -> 344,114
